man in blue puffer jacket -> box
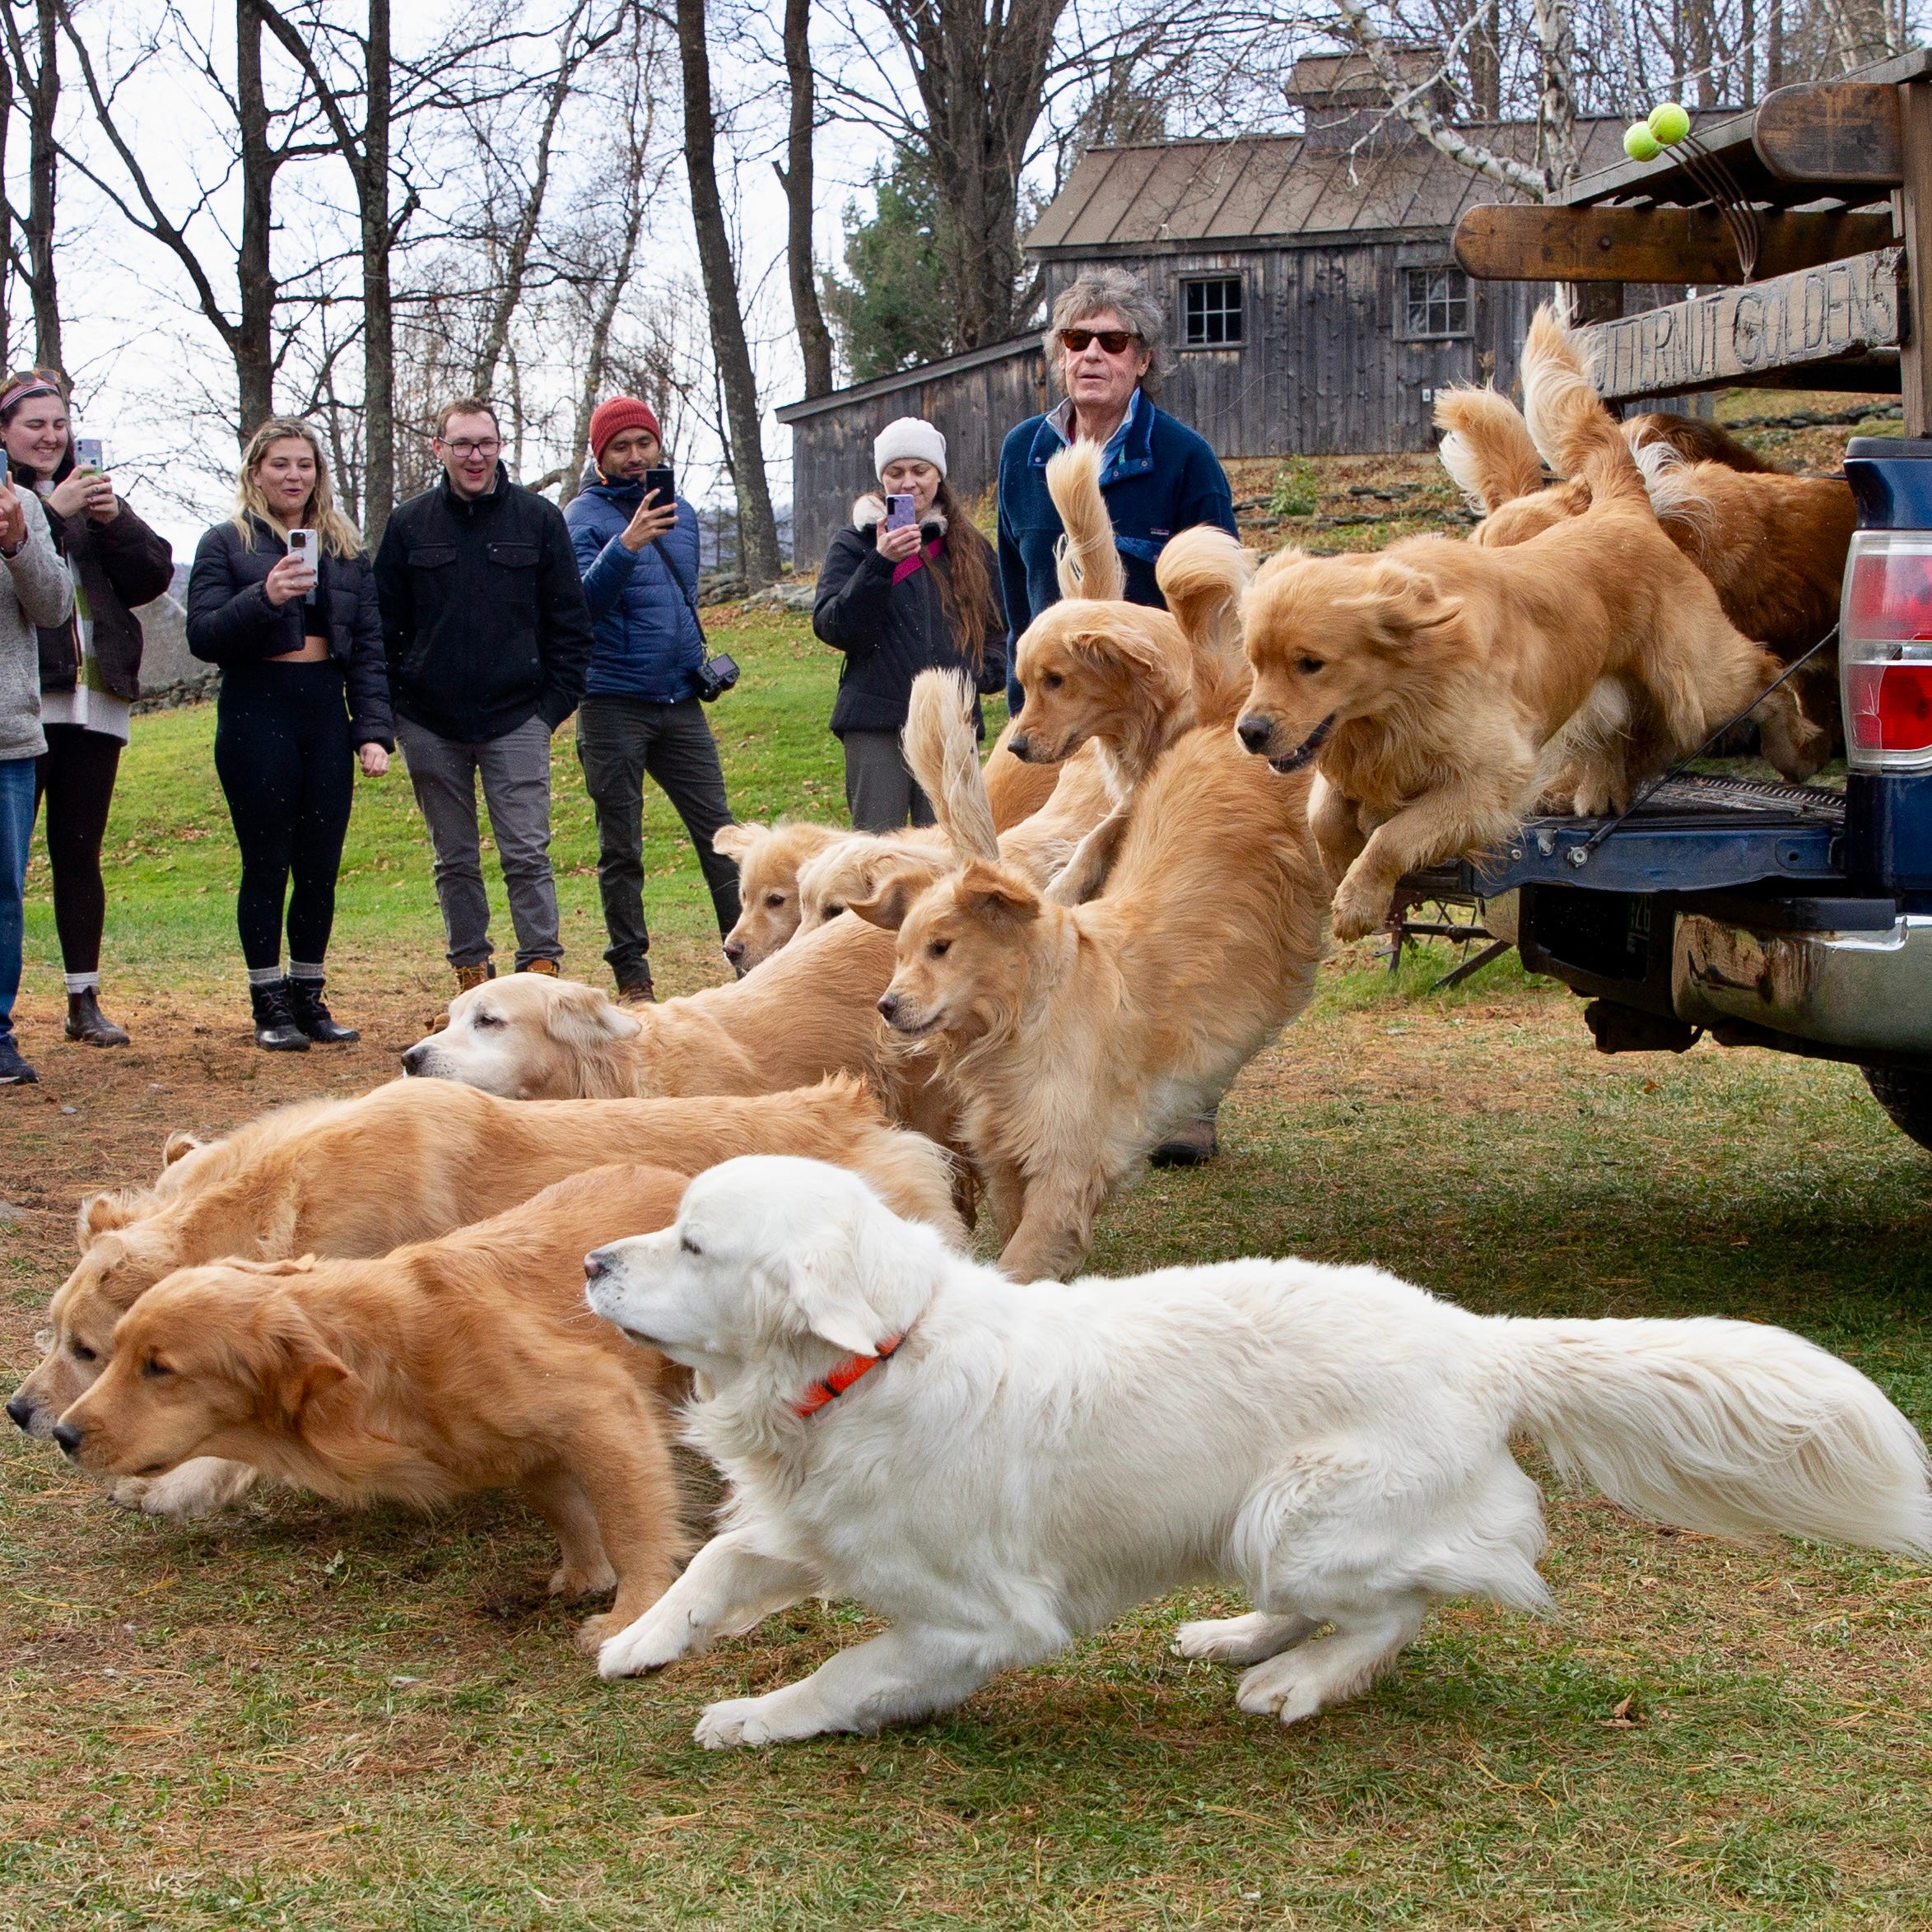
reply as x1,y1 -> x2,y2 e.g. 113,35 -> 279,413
565,397 -> 741,1002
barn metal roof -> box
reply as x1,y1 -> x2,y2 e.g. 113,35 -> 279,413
1025,120 -> 1632,257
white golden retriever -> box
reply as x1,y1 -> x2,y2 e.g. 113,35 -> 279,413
583,1157 -> 1932,1748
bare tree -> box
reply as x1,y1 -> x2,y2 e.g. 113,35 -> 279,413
3,0 -> 60,367
677,0 -> 781,584
55,0 -> 329,435
776,0 -> 834,398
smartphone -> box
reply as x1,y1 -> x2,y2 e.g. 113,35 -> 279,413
287,527 -> 319,603
0,450 -> 10,487
885,493 -> 917,531
644,464 -> 676,507
75,437 -> 104,473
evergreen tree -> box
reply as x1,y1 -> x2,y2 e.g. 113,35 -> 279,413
822,152 -> 957,381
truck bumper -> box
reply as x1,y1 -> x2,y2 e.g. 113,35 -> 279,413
1674,914 -> 1932,1056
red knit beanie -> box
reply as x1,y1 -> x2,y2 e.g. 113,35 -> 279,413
589,396 -> 662,462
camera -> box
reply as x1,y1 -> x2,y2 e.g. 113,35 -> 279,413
695,652 -> 739,703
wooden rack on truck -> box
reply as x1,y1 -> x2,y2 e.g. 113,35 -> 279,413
1452,45 -> 1931,426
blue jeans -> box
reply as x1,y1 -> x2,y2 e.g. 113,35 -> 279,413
0,755 -> 37,1043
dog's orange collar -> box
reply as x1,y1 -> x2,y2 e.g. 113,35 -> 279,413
794,1332 -> 905,1418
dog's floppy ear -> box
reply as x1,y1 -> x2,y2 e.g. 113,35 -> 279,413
957,859 -> 1040,924
243,1296 -> 351,1426
1364,559 -> 1463,647
161,1130 -> 208,1169
547,980 -> 645,1046
787,1231 -> 891,1357
710,823 -> 765,864
77,1189 -> 144,1250
846,873 -> 919,932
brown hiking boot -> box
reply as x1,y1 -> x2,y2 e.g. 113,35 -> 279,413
617,972 -> 657,1005
428,961 -> 494,1032
522,959 -> 561,977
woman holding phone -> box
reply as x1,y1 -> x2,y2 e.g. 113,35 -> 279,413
0,367 -> 174,1049
812,417 -> 1006,831
185,418 -> 392,1050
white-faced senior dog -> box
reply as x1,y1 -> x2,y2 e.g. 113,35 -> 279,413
583,1157 -> 1932,1748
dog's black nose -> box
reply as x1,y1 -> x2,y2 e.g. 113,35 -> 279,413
722,938 -> 745,964
51,1421 -> 82,1458
1236,715 -> 1274,753
878,992 -> 901,1023
584,1251 -> 608,1283
6,1391 -> 35,1433
400,1043 -> 426,1074
1008,734 -> 1032,762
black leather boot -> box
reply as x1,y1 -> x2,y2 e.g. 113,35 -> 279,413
65,988 -> 130,1046
249,979 -> 310,1052
286,976 -> 360,1044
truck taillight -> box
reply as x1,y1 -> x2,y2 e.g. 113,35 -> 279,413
1841,534 -> 1932,771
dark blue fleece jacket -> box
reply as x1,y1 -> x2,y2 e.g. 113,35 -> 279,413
994,396 -> 1237,652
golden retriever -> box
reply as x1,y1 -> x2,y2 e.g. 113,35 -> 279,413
1003,444 -> 1253,787
1436,348 -> 1854,740
854,689 -> 1327,1283
10,1074 -> 960,1515
1237,307 -> 1827,942
715,820 -> 853,972
55,1163 -> 696,1655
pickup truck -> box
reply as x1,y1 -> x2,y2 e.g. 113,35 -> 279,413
1445,436 -> 1932,1152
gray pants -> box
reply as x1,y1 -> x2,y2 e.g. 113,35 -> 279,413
396,712 -> 561,971
841,729 -> 935,834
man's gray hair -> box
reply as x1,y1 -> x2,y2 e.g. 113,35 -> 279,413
1044,269 -> 1173,398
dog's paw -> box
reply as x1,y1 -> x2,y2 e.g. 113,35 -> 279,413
550,1558 -> 618,1601
1235,1652 -> 1332,1726
106,1476 -> 153,1513
694,1694 -> 811,1749
596,1611 -> 685,1679
114,1458 -> 256,1519
1173,1612 -> 1319,1666
1329,879 -> 1390,943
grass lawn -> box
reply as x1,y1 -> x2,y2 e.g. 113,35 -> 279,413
4,600 -> 1932,1929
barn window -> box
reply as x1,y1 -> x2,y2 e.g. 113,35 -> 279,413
1182,277 -> 1244,347
1404,267 -> 1471,338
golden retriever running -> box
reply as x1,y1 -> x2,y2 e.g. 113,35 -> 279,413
1238,307 -> 1826,942
10,1074 -> 960,1515
54,1164 -> 696,1655
854,691 -> 1327,1283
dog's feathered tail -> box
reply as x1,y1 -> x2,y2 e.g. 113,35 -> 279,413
1155,524 -> 1256,723
1503,1315 -> 1932,1554
903,669 -> 1000,864
1433,385 -> 1546,512
1520,305 -> 1650,509
1047,440 -> 1126,602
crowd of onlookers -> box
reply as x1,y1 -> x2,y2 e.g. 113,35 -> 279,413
0,266 -> 1233,1083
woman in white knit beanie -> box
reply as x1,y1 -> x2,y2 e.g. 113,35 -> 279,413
810,417 -> 1007,831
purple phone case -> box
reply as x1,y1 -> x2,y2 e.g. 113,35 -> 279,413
885,494 -> 917,531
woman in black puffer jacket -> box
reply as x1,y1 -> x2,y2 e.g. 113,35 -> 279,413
186,417 -> 392,1051
812,417 -> 1005,831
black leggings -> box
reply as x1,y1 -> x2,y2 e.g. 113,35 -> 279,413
34,724 -> 122,975
213,661 -> 355,971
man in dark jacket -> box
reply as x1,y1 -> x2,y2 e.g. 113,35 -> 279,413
996,268 -> 1237,715
375,398 -> 594,993
564,396 -> 739,1003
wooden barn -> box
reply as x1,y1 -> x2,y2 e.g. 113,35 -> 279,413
780,56 -> 1644,567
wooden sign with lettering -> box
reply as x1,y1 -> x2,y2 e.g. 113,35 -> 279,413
1578,249 -> 1902,402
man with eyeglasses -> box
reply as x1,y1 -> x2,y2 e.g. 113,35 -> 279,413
996,268 -> 1236,719
375,397 -> 594,1000
995,268 -> 1238,1169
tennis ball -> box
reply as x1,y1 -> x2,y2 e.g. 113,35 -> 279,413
1624,123 -> 1663,161
1647,101 -> 1691,144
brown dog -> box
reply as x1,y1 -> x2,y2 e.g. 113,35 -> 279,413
11,1074 -> 960,1515
1436,351 -> 1853,740
54,1164 -> 695,1655
715,820 -> 853,972
855,696 -> 1327,1283
1239,308 -> 1826,941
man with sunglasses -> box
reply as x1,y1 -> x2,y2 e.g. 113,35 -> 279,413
995,268 -> 1236,720
374,398 -> 594,1001
995,269 -> 1238,1169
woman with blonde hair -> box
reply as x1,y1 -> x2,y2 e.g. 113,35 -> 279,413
185,417 -> 393,1049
